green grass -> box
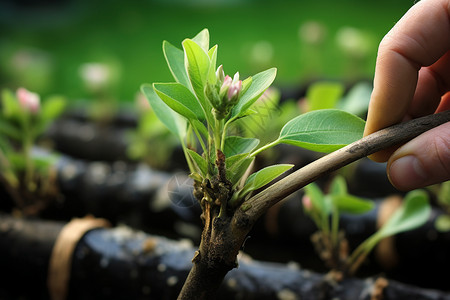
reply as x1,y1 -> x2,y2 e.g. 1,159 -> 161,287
0,0 -> 412,102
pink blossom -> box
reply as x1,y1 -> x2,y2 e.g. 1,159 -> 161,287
302,195 -> 312,211
227,79 -> 242,101
16,87 -> 40,114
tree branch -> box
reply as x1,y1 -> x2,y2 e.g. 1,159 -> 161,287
237,110 -> 450,225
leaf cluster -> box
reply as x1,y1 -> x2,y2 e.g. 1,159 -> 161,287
140,29 -> 367,210
0,89 -> 66,191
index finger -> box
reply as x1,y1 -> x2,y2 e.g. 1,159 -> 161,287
364,0 -> 450,162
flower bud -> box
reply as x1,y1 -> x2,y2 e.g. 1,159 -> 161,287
227,79 -> 242,103
205,82 -> 220,108
16,87 -> 40,114
219,75 -> 232,99
302,195 -> 313,211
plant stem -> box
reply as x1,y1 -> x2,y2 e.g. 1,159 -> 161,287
220,120 -> 230,152
249,139 -> 279,157
23,133 -> 34,192
331,205 -> 339,249
214,118 -> 223,152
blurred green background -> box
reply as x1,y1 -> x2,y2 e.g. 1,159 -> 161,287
0,0 -> 413,103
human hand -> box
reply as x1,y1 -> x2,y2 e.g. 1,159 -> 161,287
363,0 -> 450,191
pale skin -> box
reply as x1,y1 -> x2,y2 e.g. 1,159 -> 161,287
364,0 -> 450,191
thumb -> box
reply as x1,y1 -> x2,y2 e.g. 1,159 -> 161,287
387,121 -> 450,191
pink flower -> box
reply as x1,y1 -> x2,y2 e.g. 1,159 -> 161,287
227,78 -> 242,101
302,195 -> 312,211
16,87 -> 40,114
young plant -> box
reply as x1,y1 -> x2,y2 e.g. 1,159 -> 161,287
0,87 -> 66,214
303,180 -> 431,276
140,29 -> 374,299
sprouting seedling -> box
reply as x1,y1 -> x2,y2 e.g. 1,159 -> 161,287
303,179 -> 431,276
138,29 -> 447,299
0,88 -> 66,209
303,175 -> 375,270
140,29 -> 368,298
140,28 -> 366,215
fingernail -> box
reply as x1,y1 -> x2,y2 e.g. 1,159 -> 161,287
388,155 -> 426,190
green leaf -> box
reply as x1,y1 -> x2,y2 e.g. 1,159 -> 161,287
241,164 -> 293,196
226,156 -> 254,187
35,96 -> 66,134
163,41 -> 191,89
304,182 -> 330,216
186,148 -> 207,176
192,28 -> 209,52
153,82 -> 204,120
306,81 -> 344,111
207,45 -> 218,84
329,175 -> 347,196
182,39 -> 211,112
191,119 -> 209,140
225,152 -> 250,169
332,194 -> 374,214
378,190 -> 431,238
435,215 -> 450,233
7,152 -> 26,171
1,89 -> 21,119
40,96 -> 66,121
337,82 -> 372,116
140,84 -> 186,140
231,68 -> 277,119
224,136 -> 259,158
278,109 -> 365,153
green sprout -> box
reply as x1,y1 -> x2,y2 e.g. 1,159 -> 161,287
0,87 -> 66,212
141,28 -> 366,215
303,176 -> 431,276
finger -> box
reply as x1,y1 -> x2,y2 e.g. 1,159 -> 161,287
409,51 -> 450,118
364,0 -> 450,162
386,122 -> 450,191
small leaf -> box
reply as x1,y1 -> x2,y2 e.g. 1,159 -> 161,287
192,28 -> 210,52
241,164 -> 293,196
304,182 -> 330,216
278,109 -> 365,153
337,82 -> 372,116
191,119 -> 209,140
231,68 -> 277,119
186,149 -> 207,176
163,41 -> 191,89
329,175 -> 347,196
332,194 -> 374,215
306,81 -> 344,111
435,215 -> 450,233
225,152 -> 250,169
224,136 -> 260,158
140,84 -> 186,140
40,96 -> 66,121
1,89 -> 21,119
207,45 -> 218,84
226,156 -> 254,187
378,190 -> 431,238
35,96 -> 66,134
153,82 -> 204,120
182,38 -> 213,124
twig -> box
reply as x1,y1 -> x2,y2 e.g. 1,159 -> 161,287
237,110 -> 450,224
